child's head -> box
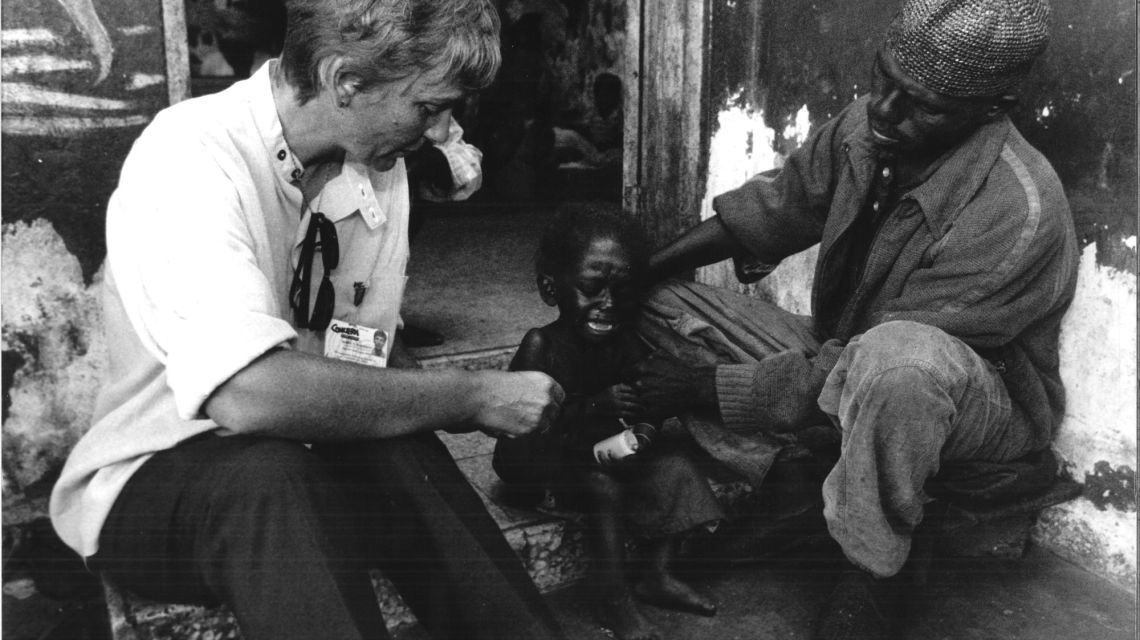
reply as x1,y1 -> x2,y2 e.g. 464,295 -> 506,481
535,203 -> 650,343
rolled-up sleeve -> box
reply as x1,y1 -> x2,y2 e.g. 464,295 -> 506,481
107,133 -> 296,420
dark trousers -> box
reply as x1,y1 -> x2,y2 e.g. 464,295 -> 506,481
92,432 -> 566,640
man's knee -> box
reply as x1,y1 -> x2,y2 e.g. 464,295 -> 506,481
839,321 -> 985,391
820,321 -> 979,426
852,321 -> 961,367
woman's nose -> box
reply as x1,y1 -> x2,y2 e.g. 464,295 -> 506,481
424,110 -> 453,144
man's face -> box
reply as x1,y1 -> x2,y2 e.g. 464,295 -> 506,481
553,236 -> 639,344
339,70 -> 465,172
866,49 -> 997,158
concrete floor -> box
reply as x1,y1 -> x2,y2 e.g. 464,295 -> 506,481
402,200 -> 559,360
539,546 -> 1138,640
4,202 -> 1137,640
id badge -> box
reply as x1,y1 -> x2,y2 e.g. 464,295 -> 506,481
324,319 -> 390,368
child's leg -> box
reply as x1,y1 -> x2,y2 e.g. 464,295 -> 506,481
634,534 -> 717,616
580,468 -> 661,640
621,449 -> 721,616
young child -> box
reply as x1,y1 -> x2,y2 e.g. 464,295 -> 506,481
493,205 -> 722,640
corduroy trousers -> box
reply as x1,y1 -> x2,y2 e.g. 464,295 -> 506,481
638,281 -> 1036,578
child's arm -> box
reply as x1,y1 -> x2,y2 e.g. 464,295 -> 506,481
581,384 -> 644,420
494,329 -> 560,491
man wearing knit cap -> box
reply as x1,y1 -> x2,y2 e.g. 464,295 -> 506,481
629,0 -> 1077,638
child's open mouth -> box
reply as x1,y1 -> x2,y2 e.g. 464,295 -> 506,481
585,319 -> 617,335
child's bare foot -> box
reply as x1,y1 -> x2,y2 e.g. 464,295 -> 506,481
634,573 -> 717,617
596,591 -> 661,640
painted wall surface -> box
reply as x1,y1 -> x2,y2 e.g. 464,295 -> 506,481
1,0 -> 171,521
697,0 -> 1136,591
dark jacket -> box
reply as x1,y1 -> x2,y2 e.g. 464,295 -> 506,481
711,95 -> 1079,451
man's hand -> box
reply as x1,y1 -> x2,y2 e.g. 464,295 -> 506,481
586,384 -> 646,419
628,351 -> 718,417
472,370 -> 564,438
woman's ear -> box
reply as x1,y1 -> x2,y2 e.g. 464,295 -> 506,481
335,74 -> 361,108
319,57 -> 360,108
537,274 -> 558,306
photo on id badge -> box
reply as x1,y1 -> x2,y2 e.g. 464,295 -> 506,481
325,320 -> 391,367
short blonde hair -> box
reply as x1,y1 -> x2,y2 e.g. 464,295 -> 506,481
280,0 -> 501,104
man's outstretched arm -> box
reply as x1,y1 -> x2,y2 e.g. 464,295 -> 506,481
647,215 -> 742,282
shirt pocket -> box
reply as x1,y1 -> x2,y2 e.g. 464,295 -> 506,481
329,271 -> 408,342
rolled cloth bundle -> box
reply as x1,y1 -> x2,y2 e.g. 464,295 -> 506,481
886,0 -> 1051,97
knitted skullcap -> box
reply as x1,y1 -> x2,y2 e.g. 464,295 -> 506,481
885,0 -> 1050,97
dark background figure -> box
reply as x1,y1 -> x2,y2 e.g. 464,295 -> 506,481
473,11 -> 558,202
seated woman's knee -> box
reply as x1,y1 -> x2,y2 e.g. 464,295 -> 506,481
210,437 -> 333,503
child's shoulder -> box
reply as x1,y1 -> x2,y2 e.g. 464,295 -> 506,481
512,324 -> 572,371
521,321 -> 579,346
515,327 -> 548,354
518,324 -> 557,349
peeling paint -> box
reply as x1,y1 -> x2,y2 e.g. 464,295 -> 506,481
1034,499 -> 1137,593
2,114 -> 151,134
1,219 -> 105,498
1083,461 -> 1136,512
127,73 -> 164,90
697,100 -> 817,314
3,82 -> 134,109
1,55 -> 92,75
118,25 -> 154,37
1,28 -> 60,47
1054,246 -> 1137,494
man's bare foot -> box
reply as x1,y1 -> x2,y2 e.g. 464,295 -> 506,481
596,591 -> 661,640
634,573 -> 717,617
